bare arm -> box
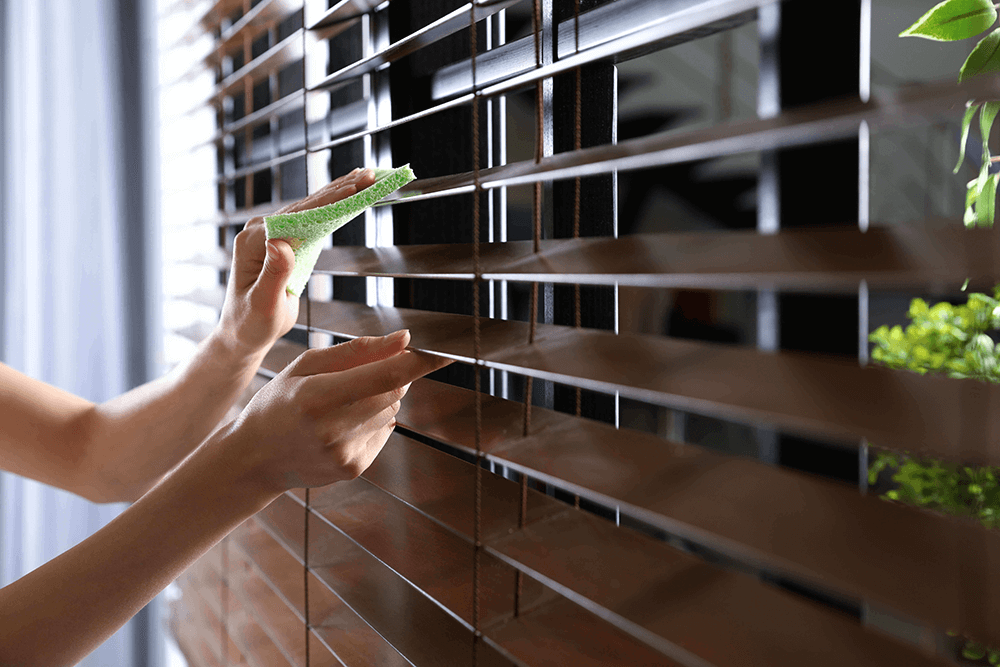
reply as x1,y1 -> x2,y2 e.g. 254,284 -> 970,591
0,333 -> 450,665
0,363 -> 100,498
77,169 -> 376,502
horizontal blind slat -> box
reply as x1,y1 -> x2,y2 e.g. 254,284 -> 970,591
255,494 -> 521,667
188,551 -> 293,667
214,0 -> 302,61
209,90 -> 305,146
212,30 -> 304,102
170,591 -> 222,667
230,517 -> 413,667
227,543 -> 342,667
432,0 -> 755,100
308,0 -> 383,31
310,226 -> 998,290
168,598 -> 221,667
292,488 -> 681,666
295,298 -> 1000,467
177,567 -> 249,666
379,377 -> 1000,650
362,433 -> 953,667
386,74 -> 1000,204
309,0 -> 518,93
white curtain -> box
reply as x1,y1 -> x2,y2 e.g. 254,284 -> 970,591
0,0 -> 162,665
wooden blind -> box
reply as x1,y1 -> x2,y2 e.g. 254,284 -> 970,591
157,0 -> 1000,665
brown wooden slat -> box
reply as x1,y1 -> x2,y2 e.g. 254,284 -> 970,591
303,456 -> 950,666
189,550 -> 293,667
227,598 -> 296,667
230,517 -> 413,667
199,0 -> 243,27
226,550 -> 310,666
299,298 -> 1000,467
489,596 -> 685,667
220,149 -> 307,184
260,338 -> 307,376
228,544 -> 342,667
209,90 -> 304,146
169,597 -> 222,667
177,569 -> 247,666
364,432 -> 958,667
387,69 -> 1000,205
212,0 -> 301,64
391,378 -> 1000,651
213,30 -> 304,102
308,469 -> 682,665
255,338 -> 1000,646
230,518 -> 306,620
308,90 -> 473,154
307,477 -> 559,630
309,0 -> 519,93
309,0 -> 383,30
314,226 -> 999,292
255,494 -> 520,667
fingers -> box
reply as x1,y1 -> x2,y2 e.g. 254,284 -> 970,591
351,416 -> 398,478
234,174 -> 365,284
290,330 -> 411,377
310,348 -> 451,402
232,224 -> 267,283
275,168 -> 376,217
242,169 -> 376,232
335,384 -> 405,429
357,399 -> 401,435
251,239 -> 295,308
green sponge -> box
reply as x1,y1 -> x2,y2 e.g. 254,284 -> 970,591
264,164 -> 416,296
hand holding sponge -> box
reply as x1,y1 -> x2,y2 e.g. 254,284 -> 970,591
264,164 -> 416,296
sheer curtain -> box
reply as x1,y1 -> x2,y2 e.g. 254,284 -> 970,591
0,0 -> 162,665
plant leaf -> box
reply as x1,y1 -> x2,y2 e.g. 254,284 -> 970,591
967,179 -> 981,227
976,172 -> 999,227
960,28 -> 1000,81
977,102 -> 1000,200
901,0 -> 998,41
980,101 -> 1000,161
963,642 -> 988,660
956,101 -> 982,173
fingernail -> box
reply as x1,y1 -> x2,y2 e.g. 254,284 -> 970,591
350,167 -> 361,174
387,329 -> 409,343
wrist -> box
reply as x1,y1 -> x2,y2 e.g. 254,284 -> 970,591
192,422 -> 284,507
208,325 -> 269,371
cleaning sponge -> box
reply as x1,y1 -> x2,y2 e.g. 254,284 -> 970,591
264,164 -> 416,296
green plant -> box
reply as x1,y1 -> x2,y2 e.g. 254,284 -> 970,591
868,286 -> 1000,382
868,451 -> 1000,528
863,5 -> 1000,661
868,283 -> 1000,531
867,286 -> 1000,661
901,0 -> 1000,226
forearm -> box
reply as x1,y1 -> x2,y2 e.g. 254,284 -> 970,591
82,328 -> 267,502
0,426 -> 279,666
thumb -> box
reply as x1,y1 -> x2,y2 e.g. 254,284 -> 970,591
255,239 -> 295,299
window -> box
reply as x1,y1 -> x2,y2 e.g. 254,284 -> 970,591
158,0 -> 1000,665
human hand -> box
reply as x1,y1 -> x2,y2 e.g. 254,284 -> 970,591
216,168 -> 377,357
220,330 -> 450,494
